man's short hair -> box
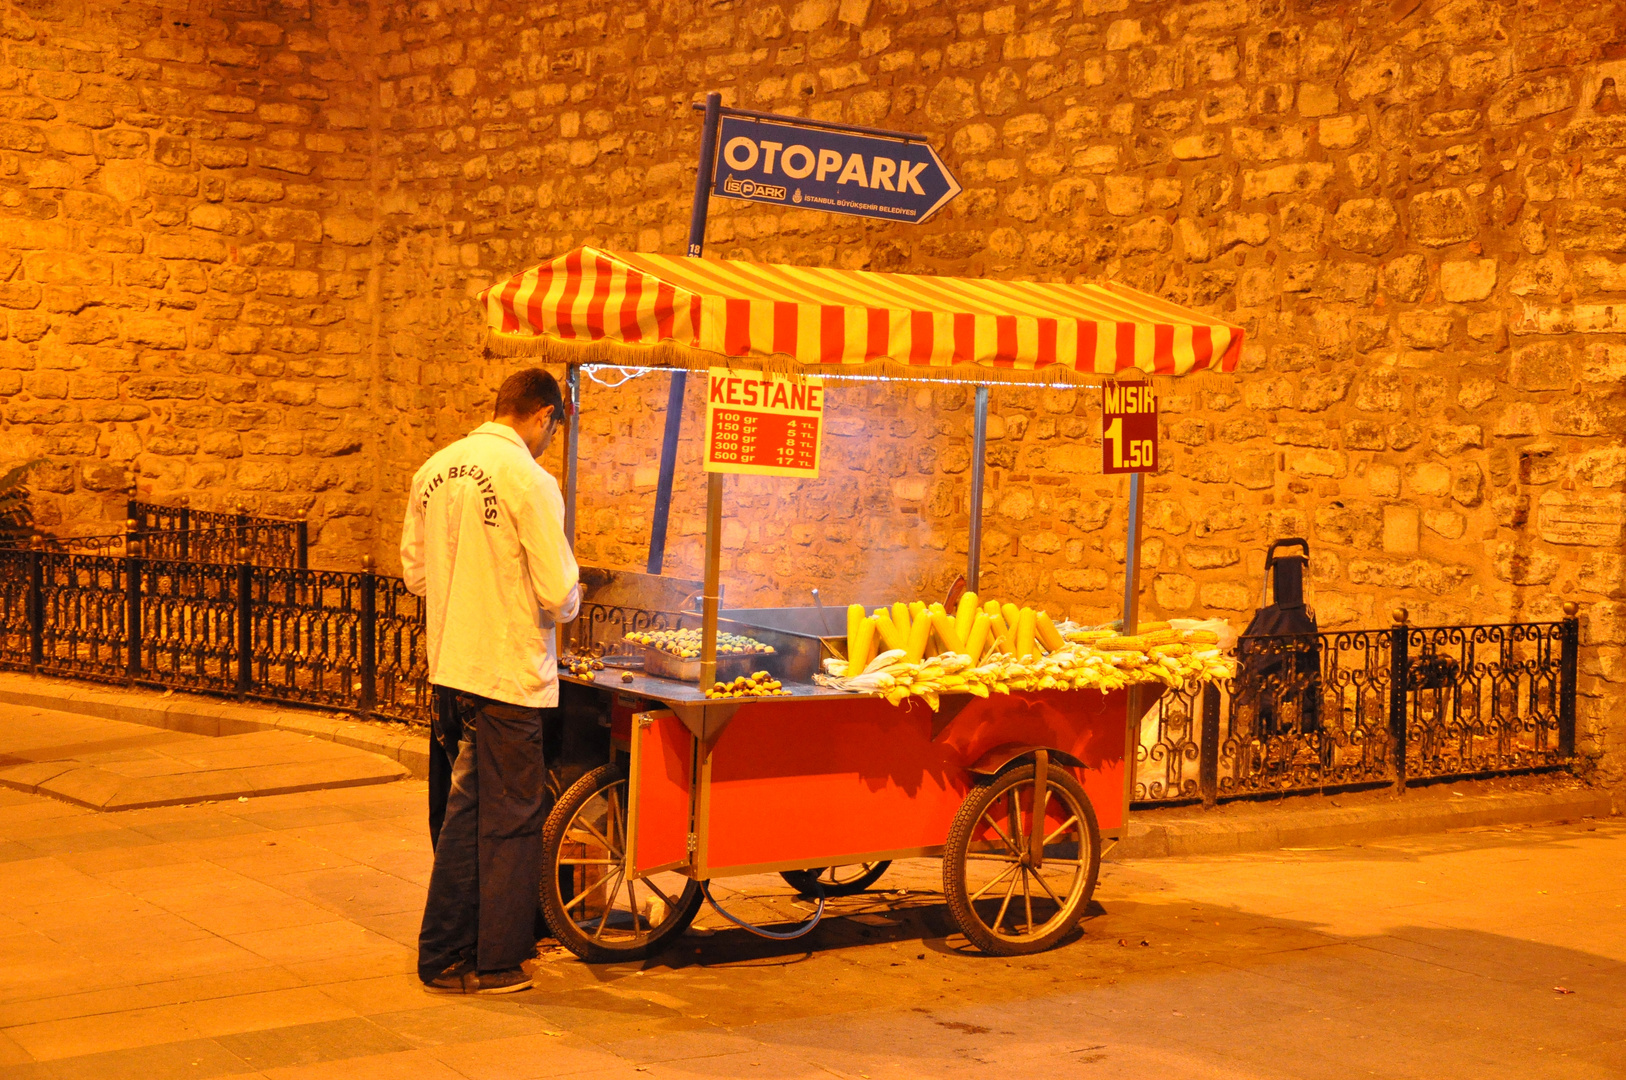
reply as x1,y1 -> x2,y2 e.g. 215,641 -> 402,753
493,368 -> 564,421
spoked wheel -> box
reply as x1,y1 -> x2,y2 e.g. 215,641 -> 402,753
943,761 -> 1100,956
540,762 -> 704,963
780,861 -> 892,898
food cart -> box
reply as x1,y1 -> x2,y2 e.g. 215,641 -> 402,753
478,247 -> 1243,960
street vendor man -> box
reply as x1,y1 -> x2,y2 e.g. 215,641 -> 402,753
401,368 -> 581,995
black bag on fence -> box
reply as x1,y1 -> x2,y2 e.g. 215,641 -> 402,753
1236,538 -> 1323,736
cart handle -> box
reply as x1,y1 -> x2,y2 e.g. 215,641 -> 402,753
1264,538 -> 1309,569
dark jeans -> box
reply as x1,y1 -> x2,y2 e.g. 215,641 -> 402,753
418,690 -> 552,980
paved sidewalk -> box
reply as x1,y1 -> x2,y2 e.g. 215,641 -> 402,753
0,705 -> 406,810
0,745 -> 1622,1077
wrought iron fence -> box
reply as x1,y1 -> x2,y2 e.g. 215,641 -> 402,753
0,544 -> 431,726
1132,610 -> 1580,807
0,500 -> 307,568
0,535 -> 1583,790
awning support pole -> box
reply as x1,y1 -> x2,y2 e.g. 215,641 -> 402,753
564,365 -> 580,548
691,91 -> 724,686
646,373 -> 686,574
1120,470 -> 1145,832
648,90 -> 722,575
967,385 -> 989,593
699,472 -> 723,690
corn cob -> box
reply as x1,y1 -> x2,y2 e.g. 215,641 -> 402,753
963,611 -> 991,662
928,613 -> 964,656
846,604 -> 865,661
846,617 -> 877,675
903,608 -> 933,664
955,591 -> 979,642
1184,630 -> 1221,644
1015,607 -> 1038,659
873,609 -> 907,652
1036,611 -> 1065,652
892,602 -> 913,642
1001,603 -> 1022,633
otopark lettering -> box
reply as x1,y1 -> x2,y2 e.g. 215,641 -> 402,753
711,113 -> 961,225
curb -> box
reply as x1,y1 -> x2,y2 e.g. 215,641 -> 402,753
1108,788 -> 1618,860
0,672 -> 430,780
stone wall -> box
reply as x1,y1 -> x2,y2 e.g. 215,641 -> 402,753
4,0 -> 1624,772
0,0 -> 382,552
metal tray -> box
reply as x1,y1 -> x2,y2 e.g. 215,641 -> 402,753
641,646 -> 774,684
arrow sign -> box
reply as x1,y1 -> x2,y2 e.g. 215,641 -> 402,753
710,112 -> 961,225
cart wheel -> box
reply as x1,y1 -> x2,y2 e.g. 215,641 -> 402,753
943,762 -> 1100,956
779,861 -> 892,898
540,762 -> 704,963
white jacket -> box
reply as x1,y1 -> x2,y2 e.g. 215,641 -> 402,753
400,422 -> 581,708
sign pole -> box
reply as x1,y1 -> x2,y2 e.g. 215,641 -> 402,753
647,92 -> 722,575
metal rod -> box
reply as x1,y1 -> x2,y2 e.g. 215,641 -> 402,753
1121,471 -> 1144,635
564,365 -> 580,548
1119,471 -> 1145,834
359,555 -> 377,714
1558,601 -> 1578,758
689,102 -> 931,145
698,472 -> 723,689
967,385 -> 989,592
1390,608 -> 1410,793
1199,682 -> 1221,808
1028,749 -> 1048,870
646,371 -> 687,574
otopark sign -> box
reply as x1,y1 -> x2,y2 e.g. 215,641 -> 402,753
709,111 -> 962,225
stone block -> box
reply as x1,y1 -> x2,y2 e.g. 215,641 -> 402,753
1509,341 -> 1574,390
1440,258 -> 1497,301
1538,492 -> 1626,547
1332,199 -> 1400,255
1383,505 -> 1419,554
1152,573 -> 1196,610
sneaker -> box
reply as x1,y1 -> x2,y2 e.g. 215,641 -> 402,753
470,968 -> 532,995
421,959 -> 476,994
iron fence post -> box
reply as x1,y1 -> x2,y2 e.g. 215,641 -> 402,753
235,545 -> 253,696
1199,682 -> 1221,808
179,498 -> 190,561
236,505 -> 249,565
296,517 -> 308,570
1558,601 -> 1578,759
1389,608 -> 1409,792
359,556 -> 377,715
124,519 -> 142,682
26,543 -> 43,670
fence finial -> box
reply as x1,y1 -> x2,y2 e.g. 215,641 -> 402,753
1391,608 -> 1408,625
362,554 -> 374,572
1562,601 -> 1578,618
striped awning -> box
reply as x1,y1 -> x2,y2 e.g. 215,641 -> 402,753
479,247 -> 1243,382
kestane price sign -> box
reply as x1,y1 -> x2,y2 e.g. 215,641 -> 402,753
704,368 -> 824,478
1101,382 -> 1158,474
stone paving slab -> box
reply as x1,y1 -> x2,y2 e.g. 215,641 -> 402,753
1112,785 -> 1619,859
0,674 -> 429,780
0,769 -> 1621,1078
0,706 -> 407,812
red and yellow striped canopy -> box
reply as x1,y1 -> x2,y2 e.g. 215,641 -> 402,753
479,247 -> 1242,382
